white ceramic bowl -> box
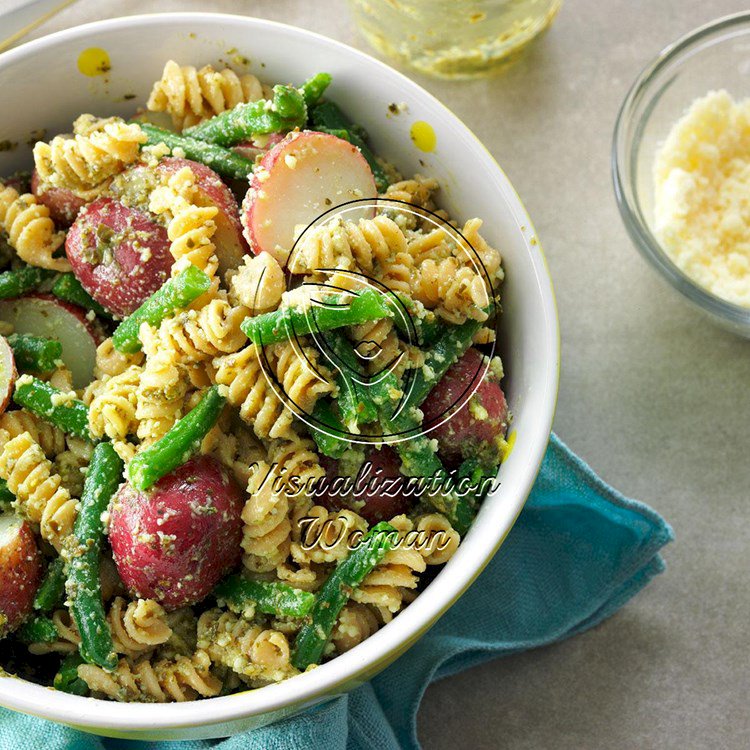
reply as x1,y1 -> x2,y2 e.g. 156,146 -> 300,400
0,13 -> 559,740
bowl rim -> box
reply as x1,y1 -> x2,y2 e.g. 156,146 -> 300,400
612,10 -> 750,326
0,11 -> 560,731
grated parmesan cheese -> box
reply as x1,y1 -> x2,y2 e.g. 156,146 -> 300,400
654,90 -> 750,307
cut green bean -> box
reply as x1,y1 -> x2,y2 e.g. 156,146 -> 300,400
241,288 -> 393,346
292,522 -> 395,670
13,376 -> 90,440
127,386 -> 225,491
315,126 -> 389,192
0,479 -> 13,507
324,329 -> 377,427
185,85 -> 306,146
0,265 -> 54,299
6,333 -> 62,374
52,274 -> 111,319
214,575 -> 315,618
299,73 -> 332,107
311,399 -> 350,459
17,615 -> 58,644
138,123 -> 255,179
66,443 -> 123,670
112,265 -> 211,354
310,100 -> 368,141
54,653 -> 88,696
33,557 -> 66,612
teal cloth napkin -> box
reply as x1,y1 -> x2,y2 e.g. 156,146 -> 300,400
0,433 -> 673,750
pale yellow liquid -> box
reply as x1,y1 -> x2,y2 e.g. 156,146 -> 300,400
347,0 -> 561,78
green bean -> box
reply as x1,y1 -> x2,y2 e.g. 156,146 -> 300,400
13,376 -> 90,440
127,386 -> 225,491
241,289 -> 392,346
185,85 -> 306,146
6,333 -> 62,374
392,295 -> 441,346
112,265 -> 211,354
310,399 -> 350,459
299,73 -> 332,107
324,329 -> 377,427
0,479 -> 13,507
16,615 -> 57,644
66,443 -> 123,670
33,557 -> 66,612
292,522 -> 395,670
315,126 -> 389,192
52,274 -> 111,320
395,316 -> 484,414
138,123 -> 255,179
214,575 -> 315,618
0,265 -> 54,299
54,653 -> 88,696
310,100 -> 368,141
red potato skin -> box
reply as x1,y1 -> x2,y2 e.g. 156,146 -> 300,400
109,456 -> 244,611
65,197 -> 173,317
319,447 -> 414,524
31,169 -> 86,226
232,133 -> 286,163
421,347 -> 509,466
0,520 -> 42,637
156,157 -> 248,273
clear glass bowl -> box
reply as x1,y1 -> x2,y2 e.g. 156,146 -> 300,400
612,11 -> 750,337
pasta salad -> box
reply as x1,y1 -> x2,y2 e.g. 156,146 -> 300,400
0,59 -> 509,702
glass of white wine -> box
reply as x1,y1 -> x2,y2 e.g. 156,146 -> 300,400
347,0 -> 561,79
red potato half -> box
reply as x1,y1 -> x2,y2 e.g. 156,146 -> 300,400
0,515 -> 42,636
0,336 -> 16,415
65,197 -> 173,318
319,447 -> 414,524
31,169 -> 86,226
242,131 -> 377,265
109,455 -> 244,610
156,157 -> 249,276
0,295 -> 100,389
421,347 -> 509,467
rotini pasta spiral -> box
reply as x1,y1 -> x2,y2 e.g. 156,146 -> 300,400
148,167 -> 220,290
460,217 -> 504,284
88,365 -> 141,441
412,255 -> 490,324
197,609 -> 296,684
78,649 -> 221,702
94,338 -> 144,379
332,603 -> 380,653
154,297 -> 247,364
0,186 -> 68,271
241,460 -> 292,573
147,60 -> 267,129
228,252 -> 286,314
290,215 -> 407,276
0,431 -> 76,551
352,543 -> 426,614
53,436 -> 93,497
0,409 -> 65,458
28,598 -> 172,657
215,340 -> 333,441
413,513 -> 461,565
377,250 -> 414,295
213,344 -> 290,441
135,337 -> 189,445
33,115 -> 146,195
